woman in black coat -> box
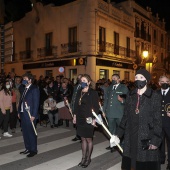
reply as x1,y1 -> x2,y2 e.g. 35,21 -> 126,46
115,69 -> 162,170
73,74 -> 99,168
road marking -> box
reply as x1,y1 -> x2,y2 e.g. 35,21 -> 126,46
0,128 -> 70,147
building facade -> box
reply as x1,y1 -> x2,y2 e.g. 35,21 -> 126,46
0,0 -> 167,82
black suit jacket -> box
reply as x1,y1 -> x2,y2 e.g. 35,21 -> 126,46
157,89 -> 170,127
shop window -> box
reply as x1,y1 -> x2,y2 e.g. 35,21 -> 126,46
113,70 -> 120,75
99,69 -> 108,79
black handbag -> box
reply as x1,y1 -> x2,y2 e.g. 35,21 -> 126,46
141,139 -> 151,150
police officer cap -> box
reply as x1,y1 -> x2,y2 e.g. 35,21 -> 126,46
135,69 -> 151,82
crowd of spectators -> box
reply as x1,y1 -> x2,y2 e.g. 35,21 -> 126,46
0,72 -> 159,131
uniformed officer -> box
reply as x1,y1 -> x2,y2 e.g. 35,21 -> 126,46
158,75 -> 170,170
103,74 -> 128,151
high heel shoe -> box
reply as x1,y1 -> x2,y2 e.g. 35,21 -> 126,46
78,158 -> 86,167
81,159 -> 91,168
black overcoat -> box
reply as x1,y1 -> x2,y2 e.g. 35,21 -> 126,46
116,87 -> 162,164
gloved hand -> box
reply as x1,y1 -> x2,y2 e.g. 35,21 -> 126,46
110,135 -> 120,148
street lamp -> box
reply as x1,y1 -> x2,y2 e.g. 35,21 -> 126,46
142,50 -> 149,59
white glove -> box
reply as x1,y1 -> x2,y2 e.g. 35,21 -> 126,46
25,106 -> 30,111
110,135 -> 120,148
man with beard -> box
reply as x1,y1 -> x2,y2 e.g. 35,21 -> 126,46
71,74 -> 82,141
158,76 -> 170,170
103,74 -> 128,152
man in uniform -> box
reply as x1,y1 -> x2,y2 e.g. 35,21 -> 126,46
158,75 -> 170,170
103,74 -> 128,152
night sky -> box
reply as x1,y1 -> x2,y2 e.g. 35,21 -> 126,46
3,0 -> 170,30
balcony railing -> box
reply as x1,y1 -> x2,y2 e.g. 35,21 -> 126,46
61,41 -> 82,55
97,40 -> 136,58
19,50 -> 33,60
37,46 -> 58,58
134,30 -> 151,42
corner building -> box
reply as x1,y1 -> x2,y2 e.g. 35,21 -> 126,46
1,0 -> 167,82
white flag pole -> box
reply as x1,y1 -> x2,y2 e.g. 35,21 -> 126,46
65,100 -> 73,118
25,102 -> 37,136
92,109 -> 123,153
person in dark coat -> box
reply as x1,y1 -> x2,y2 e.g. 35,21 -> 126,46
70,74 -> 82,141
114,69 -> 162,170
73,74 -> 99,168
158,75 -> 170,170
18,73 -> 40,158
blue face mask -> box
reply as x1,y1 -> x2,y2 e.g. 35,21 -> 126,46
22,80 -> 28,85
80,82 -> 88,89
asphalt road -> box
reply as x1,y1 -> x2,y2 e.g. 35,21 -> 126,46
0,122 -> 167,170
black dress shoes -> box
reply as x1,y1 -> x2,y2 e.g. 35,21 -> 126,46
105,146 -> 116,152
20,150 -> 30,154
54,124 -> 58,128
72,137 -> 81,141
111,147 -> 116,153
105,146 -> 111,150
27,152 -> 37,157
81,159 -> 91,168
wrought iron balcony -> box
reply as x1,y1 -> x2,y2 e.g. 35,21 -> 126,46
134,30 -> 151,42
37,46 -> 58,58
19,50 -> 33,60
97,40 -> 136,58
61,41 -> 82,55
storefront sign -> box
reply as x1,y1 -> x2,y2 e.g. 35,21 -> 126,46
96,59 -> 133,69
23,58 -> 85,70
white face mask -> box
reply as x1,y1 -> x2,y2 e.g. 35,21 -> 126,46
6,85 -> 10,89
48,98 -> 53,101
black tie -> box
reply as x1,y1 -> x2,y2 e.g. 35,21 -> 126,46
113,86 -> 116,90
163,91 -> 166,96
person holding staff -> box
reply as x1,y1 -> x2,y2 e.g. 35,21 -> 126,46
73,74 -> 99,168
18,73 -> 40,157
115,69 -> 162,170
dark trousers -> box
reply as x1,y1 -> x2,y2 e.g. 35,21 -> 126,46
160,127 -> 170,164
108,117 -> 121,135
20,112 -> 37,153
0,109 -> 10,132
10,102 -> 18,129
